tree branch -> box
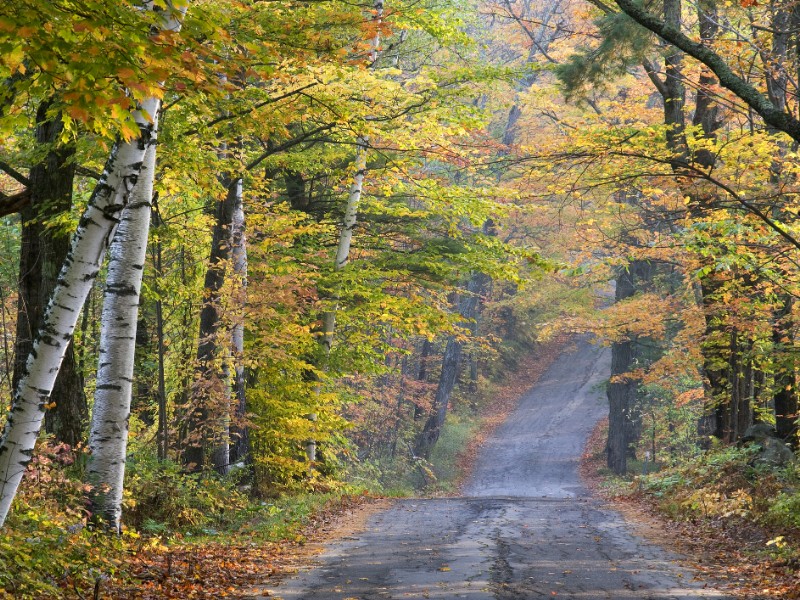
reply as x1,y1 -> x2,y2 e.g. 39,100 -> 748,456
612,0 -> 800,142
183,83 -> 319,137
0,189 -> 30,217
0,161 -> 30,187
245,124 -> 335,172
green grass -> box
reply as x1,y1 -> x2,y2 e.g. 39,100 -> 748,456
427,415 -> 477,493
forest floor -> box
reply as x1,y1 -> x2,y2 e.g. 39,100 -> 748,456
261,339 -> 732,599
581,421 -> 800,599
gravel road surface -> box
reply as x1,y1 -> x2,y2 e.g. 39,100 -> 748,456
267,339 -> 731,599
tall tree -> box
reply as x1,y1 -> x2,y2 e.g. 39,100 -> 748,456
182,175 -> 242,472
0,0 -> 189,528
11,102 -> 86,447
86,126 -> 158,532
415,271 -> 488,459
306,0 -> 385,464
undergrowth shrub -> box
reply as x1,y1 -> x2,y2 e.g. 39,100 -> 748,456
123,454 -> 249,532
0,509 -> 133,599
642,444 -> 800,537
0,441 -> 131,598
767,492 -> 800,530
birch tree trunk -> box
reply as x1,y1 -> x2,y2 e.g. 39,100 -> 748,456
88,0 -> 189,527
307,0 -> 383,462
0,0 -> 187,528
0,120 -> 153,527
229,188 -> 249,465
86,131 -> 158,532
307,136 -> 368,462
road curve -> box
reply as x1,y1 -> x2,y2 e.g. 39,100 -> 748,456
267,339 -> 731,599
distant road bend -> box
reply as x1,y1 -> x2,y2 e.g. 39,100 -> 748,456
267,339 -> 731,600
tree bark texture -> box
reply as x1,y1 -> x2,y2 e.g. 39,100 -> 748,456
12,103 -> 86,447
87,132 -> 158,532
0,108 -> 160,526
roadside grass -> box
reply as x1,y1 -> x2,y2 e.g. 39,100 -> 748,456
427,415 -> 478,494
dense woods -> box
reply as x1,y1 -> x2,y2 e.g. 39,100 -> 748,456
2,0 -> 800,596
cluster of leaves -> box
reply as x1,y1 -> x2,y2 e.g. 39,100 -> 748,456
124,453 -> 250,533
0,441 -> 131,598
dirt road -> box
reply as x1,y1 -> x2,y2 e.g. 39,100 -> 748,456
267,340 -> 731,599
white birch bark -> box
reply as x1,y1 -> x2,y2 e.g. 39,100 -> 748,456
320,139 -> 368,343
87,131 -> 157,531
307,0 -> 383,462
0,0 -> 188,528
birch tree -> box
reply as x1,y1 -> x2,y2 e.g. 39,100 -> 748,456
0,0 -> 189,528
306,0 -> 384,463
229,191 -> 248,465
86,130 -> 158,532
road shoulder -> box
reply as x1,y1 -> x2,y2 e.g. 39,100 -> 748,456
580,418 -> 800,599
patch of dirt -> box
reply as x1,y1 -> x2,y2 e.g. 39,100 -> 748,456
580,419 -> 800,600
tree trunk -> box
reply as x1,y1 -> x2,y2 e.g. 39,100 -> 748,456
698,276 -> 729,441
607,339 -> 636,474
305,0 -> 384,464
413,339 -> 431,420
229,182 -> 249,465
414,272 -> 488,459
12,102 -> 85,447
0,113 -> 158,527
87,130 -> 158,532
414,336 -> 463,460
0,0 -> 188,528
774,298 -> 798,446
183,178 -> 239,472
606,265 -> 637,475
